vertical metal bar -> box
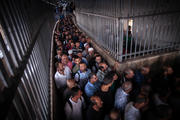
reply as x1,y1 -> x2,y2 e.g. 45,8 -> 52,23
130,19 -> 133,58
143,19 -> 148,56
125,19 -> 129,60
134,18 -> 138,58
119,19 -> 123,62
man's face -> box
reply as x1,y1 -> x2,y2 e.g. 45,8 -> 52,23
95,97 -> 103,108
76,90 -> 82,99
65,36 -> 69,40
167,67 -> 173,75
77,52 -> 82,58
75,42 -> 80,48
74,58 -> 81,65
58,63 -> 64,71
127,70 -> 134,79
101,63 -> 108,70
61,55 -> 68,65
95,56 -> 102,64
80,63 -> 86,72
91,75 -> 98,83
142,67 -> 150,75
110,112 -> 119,120
71,43 -> 75,47
113,74 -> 118,81
57,50 -> 62,55
57,41 -> 62,46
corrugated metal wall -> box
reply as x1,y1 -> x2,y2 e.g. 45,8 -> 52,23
0,0 -> 55,119
75,0 -> 180,62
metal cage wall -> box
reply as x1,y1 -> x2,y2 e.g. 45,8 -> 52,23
0,0 -> 55,119
75,0 -> 180,62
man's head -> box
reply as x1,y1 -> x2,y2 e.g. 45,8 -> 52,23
163,66 -> 174,76
109,108 -> 121,120
57,63 -> 65,73
90,95 -> 103,110
141,66 -> 150,75
124,68 -> 134,79
75,41 -> 80,48
89,73 -> 98,84
88,48 -> 94,55
95,55 -> 102,64
74,56 -> 81,65
71,87 -> 82,100
57,48 -> 63,55
61,54 -> 68,65
79,62 -> 87,72
99,62 -> 108,71
102,76 -> 113,88
122,81 -> 132,93
56,40 -> 62,46
134,94 -> 148,109
77,51 -> 83,58
67,79 -> 76,89
81,37 -> 86,43
84,43 -> 90,50
70,42 -> 75,48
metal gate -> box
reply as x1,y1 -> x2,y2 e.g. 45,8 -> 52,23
0,0 -> 55,119
75,0 -> 180,62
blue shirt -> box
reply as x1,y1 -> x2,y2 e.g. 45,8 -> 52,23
85,81 -> 98,97
134,70 -> 145,87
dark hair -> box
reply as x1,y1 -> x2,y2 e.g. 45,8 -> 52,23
89,73 -> 96,79
71,87 -> 81,97
135,94 -> 147,103
95,55 -> 101,58
99,66 -> 104,70
103,76 -> 113,85
124,68 -> 133,76
105,71 -> 117,78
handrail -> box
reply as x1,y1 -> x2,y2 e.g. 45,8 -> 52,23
49,20 -> 59,120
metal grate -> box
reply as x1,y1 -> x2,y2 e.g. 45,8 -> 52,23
75,0 -> 180,62
0,0 -> 55,119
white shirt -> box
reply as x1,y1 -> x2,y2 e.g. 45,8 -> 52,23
64,97 -> 85,120
54,66 -> 71,89
125,102 -> 140,120
114,87 -> 129,111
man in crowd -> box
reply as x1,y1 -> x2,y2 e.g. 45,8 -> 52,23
74,62 -> 91,89
86,95 -> 103,120
64,87 -> 85,120
114,81 -> 132,112
54,62 -> 71,91
85,73 -> 100,98
124,94 -> 148,120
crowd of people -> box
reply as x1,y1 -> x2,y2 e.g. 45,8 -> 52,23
53,14 -> 180,120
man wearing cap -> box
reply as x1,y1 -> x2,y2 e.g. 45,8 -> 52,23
68,49 -> 73,61
82,43 -> 90,58
86,47 -> 94,62
114,81 -> 132,112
